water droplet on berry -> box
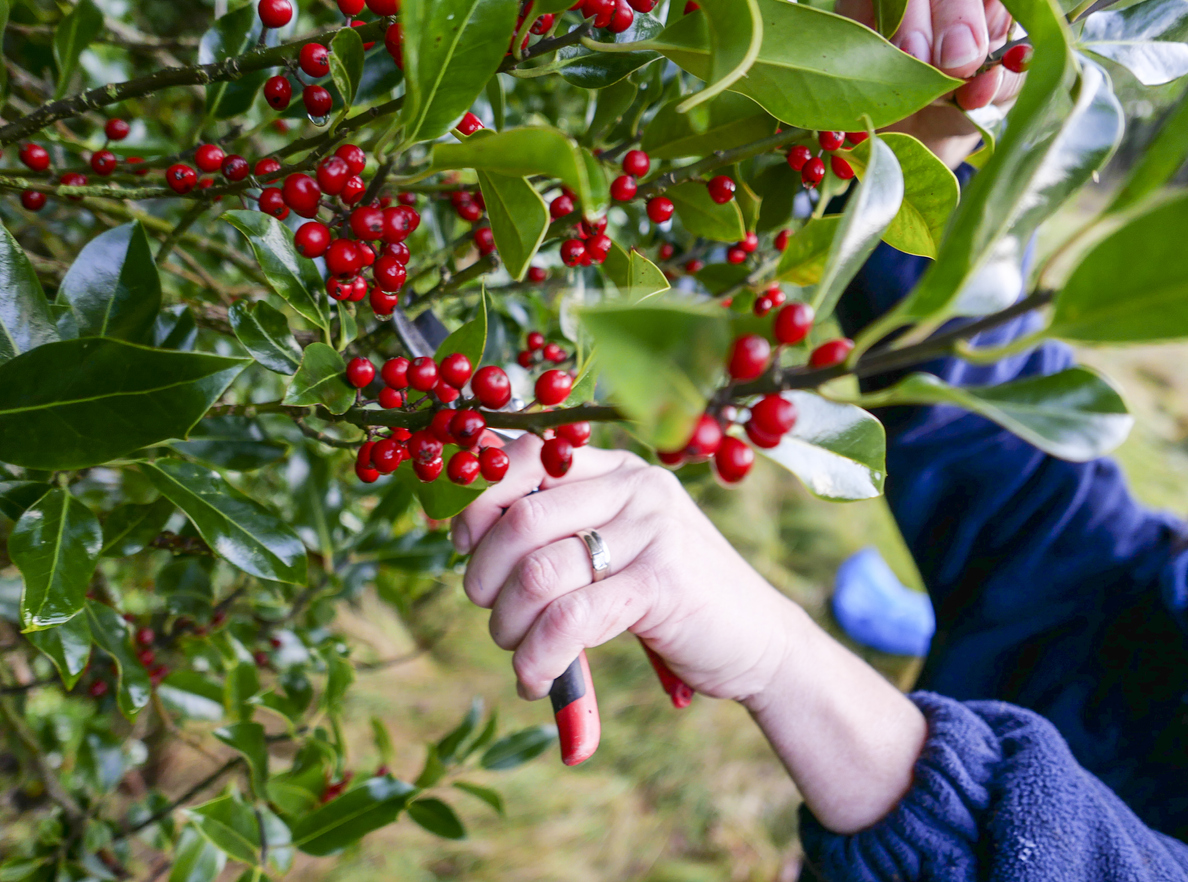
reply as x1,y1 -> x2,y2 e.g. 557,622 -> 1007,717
309,114 -> 330,127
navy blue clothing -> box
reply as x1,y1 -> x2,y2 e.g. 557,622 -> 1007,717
796,239 -> 1188,879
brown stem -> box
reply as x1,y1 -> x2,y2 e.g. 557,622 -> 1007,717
498,22 -> 594,73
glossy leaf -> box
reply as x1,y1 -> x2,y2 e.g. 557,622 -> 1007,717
141,460 -> 308,585
395,466 -> 483,520
169,416 -> 288,472
155,304 -> 199,351
579,301 -> 732,448
758,393 -> 886,501
453,782 -> 504,814
52,0 -> 102,99
859,368 -> 1132,461
666,180 -> 746,242
0,481 -> 50,522
329,26 -> 365,111
186,794 -> 263,867
873,0 -> 908,37
291,776 -> 417,856
437,289 -> 489,369
602,243 -> 670,301
1106,89 -> 1188,214
650,0 -> 959,131
169,826 -> 226,882
430,126 -> 606,218
87,601 -> 152,718
214,722 -> 269,797
11,489 -> 102,630
0,220 -> 58,366
1050,192 -> 1188,343
558,14 -> 665,88
642,92 -> 776,160
60,222 -> 161,344
224,211 -> 329,331
157,671 -> 225,721
811,134 -> 903,320
283,343 -> 356,415
844,133 -> 958,258
157,557 -> 215,619
101,497 -> 175,557
775,216 -> 840,285
26,614 -> 91,689
1078,0 -> 1188,85
480,725 -> 557,769
0,338 -> 246,471
408,798 -> 466,840
401,0 -> 519,143
487,74 -> 506,129
753,161 -> 801,231
229,300 -> 302,375
674,0 -> 762,112
477,170 -> 549,281
437,697 -> 484,763
199,4 -> 276,119
587,77 -> 637,141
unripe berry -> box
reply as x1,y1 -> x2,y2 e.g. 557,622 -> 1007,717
450,409 -> 486,447
19,143 -> 50,171
346,357 -> 376,388
727,334 -> 771,381
20,190 -> 46,211
706,175 -> 735,204
830,155 -> 854,180
326,239 -> 363,277
550,193 -> 575,219
749,394 -> 797,437
1002,43 -> 1033,73
774,229 -> 791,252
90,150 -> 117,176
560,238 -> 586,267
408,430 -> 444,464
258,0 -> 294,28
336,144 -> 367,175
300,43 -> 331,78
808,337 -> 855,368
786,145 -> 811,171
480,447 -> 510,482
195,144 -> 225,173
350,206 -> 385,240
221,154 -> 250,181
317,156 -> 351,195
557,422 -> 591,447
448,450 -> 481,485
713,436 -> 753,484
540,436 -> 574,477
304,85 -> 333,118
105,118 -> 130,141
818,131 -> 844,151
258,187 -> 288,218
264,75 -> 292,109
610,174 -> 637,201
294,221 -> 331,258
457,112 -> 484,135
472,365 -> 512,408
440,353 -> 473,388
373,255 -> 407,292
408,356 -> 439,392
166,164 -> 198,194
535,369 -> 573,406
801,157 -> 826,188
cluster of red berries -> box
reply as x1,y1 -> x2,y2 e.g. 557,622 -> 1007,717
557,210 -> 613,267
570,0 -> 653,35
15,118 -> 142,210
516,330 -> 569,369
786,131 -> 865,190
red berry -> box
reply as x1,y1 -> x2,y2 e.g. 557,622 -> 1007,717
341,175 -> 366,205
706,175 -> 735,204
350,206 -> 384,240
258,187 -> 289,218
195,144 -> 225,173
560,239 -> 586,267
658,242 -> 675,260
336,144 -> 367,175
526,332 -> 545,351
90,150 -> 117,176
608,0 -> 634,33
136,627 -> 155,647
830,155 -> 854,180
728,334 -> 771,381
774,229 -> 791,252
349,276 -> 369,302
382,358 -> 409,388
786,145 -> 811,171
713,436 -> 753,483
557,422 -> 591,447
621,149 -> 650,177
527,265 -> 547,283
541,436 -> 574,478
818,131 -> 844,152
372,438 -> 406,473
684,413 -> 723,459
610,174 -> 637,202
1002,43 -> 1033,73
726,246 -> 747,265
739,231 -> 758,254
457,112 -> 484,136
221,154 -> 250,182
383,241 -> 411,264
138,648 -> 156,667
304,85 -> 333,118
165,164 -> 197,194
430,409 -> 458,444
767,286 -> 786,309
258,0 -> 294,28
397,192 -> 416,206
127,157 -> 148,176
684,0 -> 700,11
628,0 -> 656,8
326,239 -> 362,277
518,350 -> 535,369
645,196 -> 674,224
379,206 -> 411,243
474,226 -> 496,255
448,450 -> 481,485
774,301 -> 812,347
317,156 -> 351,195
440,353 -> 473,388
753,295 -> 773,317
370,286 -> 399,315
542,342 -> 565,363
809,338 -> 855,368
684,258 -> 704,274
20,190 -> 46,211
535,369 -> 573,406
472,366 -> 512,409
414,457 -> 444,482
19,143 -> 50,171
450,410 -> 486,447
385,21 -> 404,66
295,222 -> 331,258
846,131 -> 869,146
802,158 -> 826,189
585,233 -> 611,264
326,277 -> 351,301
408,356 -> 439,392
657,448 -> 685,468
89,680 -> 110,698
255,157 -> 283,177
479,447 -> 509,482
744,418 -> 782,449
408,430 -> 444,465
550,194 -> 575,219
378,386 -> 405,407
582,0 -> 613,17
367,0 -> 399,13
456,200 -> 482,222
750,394 -> 797,437
373,255 -> 407,292
531,13 -> 556,33
282,173 -> 322,218
264,75 -> 292,109
105,119 -> 130,141
346,357 -> 376,389
434,378 -> 460,403
339,0 -> 365,13
300,43 -> 331,78
356,460 -> 381,483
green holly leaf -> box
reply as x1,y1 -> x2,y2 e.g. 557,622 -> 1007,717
101,497 -> 175,557
408,798 -> 466,840
229,300 -> 303,375
169,826 -> 226,882
224,211 -> 329,332
52,0 -> 103,98
666,180 -> 746,242
26,613 -> 91,689
86,600 -> 152,718
329,26 -> 365,114
479,725 -> 556,769
291,776 -> 417,856
477,170 -> 548,281
168,416 -> 289,472
0,219 -> 58,367
642,92 -> 776,160
199,4 -> 279,119
602,243 -> 670,301
873,0 -> 908,37
213,722 -> 269,798
11,489 -> 102,630
1105,88 -> 1188,215
557,12 -> 665,88
1078,0 -> 1188,86
775,217 -> 840,285
59,222 -> 161,344
283,343 -> 356,415
671,0 -> 762,113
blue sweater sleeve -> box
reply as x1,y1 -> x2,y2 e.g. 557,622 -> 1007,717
799,693 -> 1188,882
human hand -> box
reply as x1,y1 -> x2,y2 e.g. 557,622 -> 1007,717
450,435 -> 803,705
837,0 -> 1027,168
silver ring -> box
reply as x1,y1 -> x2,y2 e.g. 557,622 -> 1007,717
575,529 -> 610,583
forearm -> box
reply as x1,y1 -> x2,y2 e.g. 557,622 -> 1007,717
742,602 -> 927,834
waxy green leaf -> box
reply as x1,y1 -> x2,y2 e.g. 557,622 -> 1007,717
169,416 -> 289,472
87,601 -> 152,718
186,793 -> 265,867
667,180 -> 746,242
642,92 -> 777,160
775,216 -> 840,285
329,26 -> 365,112
199,3 -> 278,119
214,722 -> 269,797
480,725 -> 556,769
1106,89 -> 1188,214
53,0 -> 103,99
873,0 -> 908,37
26,613 -> 91,689
141,460 -> 308,585
283,343 -> 356,415
0,220 -> 58,367
1079,0 -> 1188,85
0,481 -> 50,522
558,13 -> 665,88
408,798 -> 466,840
169,826 -> 225,882
60,222 -> 161,344
436,288 -> 489,369
11,489 -> 102,630
477,170 -> 549,281
602,243 -> 670,301
101,497 -> 175,557
0,338 -> 247,471
673,0 -> 762,113
229,300 -> 303,375
225,211 -> 329,331
291,776 -> 417,856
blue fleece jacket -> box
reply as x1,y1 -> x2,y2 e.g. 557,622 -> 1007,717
796,236 -> 1188,879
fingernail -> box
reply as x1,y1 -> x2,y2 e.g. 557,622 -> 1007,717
451,520 -> 472,554
937,24 -> 981,71
900,31 -> 930,65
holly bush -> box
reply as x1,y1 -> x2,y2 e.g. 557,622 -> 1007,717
0,0 -> 1186,876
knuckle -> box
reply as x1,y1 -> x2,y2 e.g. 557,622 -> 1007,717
504,495 -> 547,540
514,551 -> 559,603
543,591 -> 589,642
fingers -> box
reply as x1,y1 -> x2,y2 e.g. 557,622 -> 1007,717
955,66 -> 1001,110
891,0 -> 933,64
995,67 -> 1025,106
930,0 -> 991,79
834,0 -> 875,29
985,0 -> 1012,45
487,517 -> 649,651
511,569 -> 656,699
463,465 -> 650,608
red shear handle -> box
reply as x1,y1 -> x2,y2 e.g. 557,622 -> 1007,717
639,638 -> 695,709
549,651 -> 600,766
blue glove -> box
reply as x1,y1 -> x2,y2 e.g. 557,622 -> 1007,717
831,547 -> 935,657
